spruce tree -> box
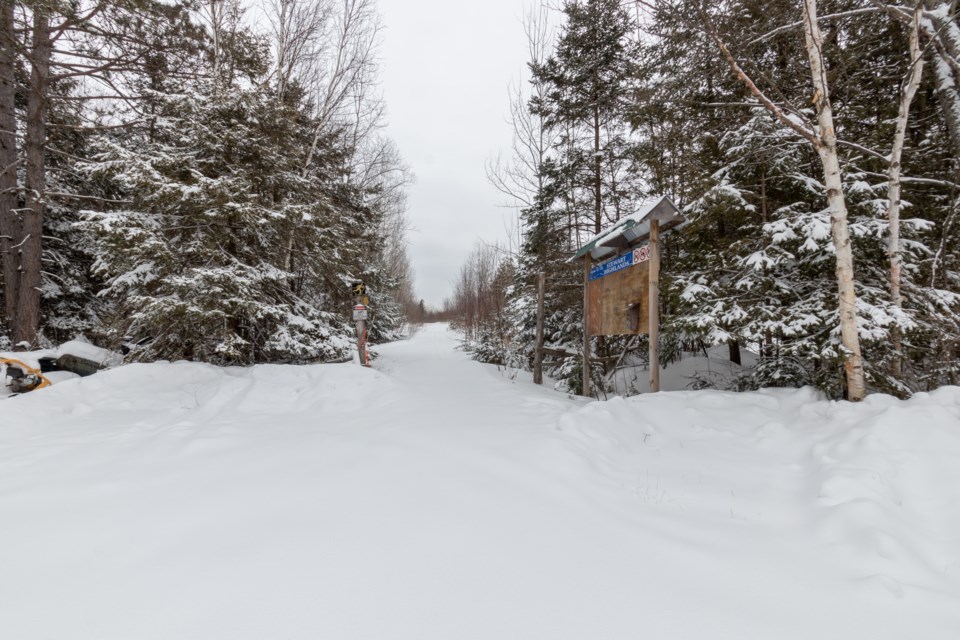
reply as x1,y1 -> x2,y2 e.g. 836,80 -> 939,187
531,0 -> 640,238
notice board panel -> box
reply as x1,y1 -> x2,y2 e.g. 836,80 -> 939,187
587,260 -> 649,336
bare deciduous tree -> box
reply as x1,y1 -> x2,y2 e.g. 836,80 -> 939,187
487,4 -> 556,212
452,242 -> 512,345
266,0 -> 332,101
261,0 -> 388,275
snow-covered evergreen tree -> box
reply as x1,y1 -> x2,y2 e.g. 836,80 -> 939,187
644,0 -> 960,396
482,0 -> 960,398
81,81 -> 367,363
0,1 -> 417,363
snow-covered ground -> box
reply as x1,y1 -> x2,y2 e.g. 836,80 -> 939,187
1,323 -> 959,639
602,343 -> 759,395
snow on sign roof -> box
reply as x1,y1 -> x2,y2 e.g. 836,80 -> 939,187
572,196 -> 686,262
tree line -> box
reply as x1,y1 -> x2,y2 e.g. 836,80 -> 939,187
0,0 -> 417,363
454,0 -> 960,399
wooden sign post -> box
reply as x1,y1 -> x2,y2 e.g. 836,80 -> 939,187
648,219 -> 660,393
571,196 -> 684,398
534,272 -> 546,385
351,282 -> 369,367
582,256 -> 592,398
353,302 -> 368,366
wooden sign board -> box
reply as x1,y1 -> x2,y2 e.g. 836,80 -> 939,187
587,249 -> 650,336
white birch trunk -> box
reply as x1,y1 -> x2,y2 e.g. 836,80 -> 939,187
802,0 -> 866,401
887,7 -> 925,376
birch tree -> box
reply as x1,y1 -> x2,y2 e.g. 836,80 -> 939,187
699,0 -> 866,400
886,4 -> 926,375
801,0 -> 865,400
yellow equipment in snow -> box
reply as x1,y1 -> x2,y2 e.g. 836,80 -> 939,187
1,358 -> 51,394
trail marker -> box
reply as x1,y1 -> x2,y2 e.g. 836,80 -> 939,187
353,302 -> 370,367
572,196 -> 685,396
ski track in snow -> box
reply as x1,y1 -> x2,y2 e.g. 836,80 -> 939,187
1,323 -> 959,639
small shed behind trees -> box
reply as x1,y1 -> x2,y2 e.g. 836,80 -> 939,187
572,196 -> 685,397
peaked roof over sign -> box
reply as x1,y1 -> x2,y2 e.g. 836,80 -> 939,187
572,195 -> 685,261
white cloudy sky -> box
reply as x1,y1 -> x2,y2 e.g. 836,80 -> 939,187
377,0 -> 531,307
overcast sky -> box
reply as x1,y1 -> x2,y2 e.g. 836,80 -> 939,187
377,0 -> 531,308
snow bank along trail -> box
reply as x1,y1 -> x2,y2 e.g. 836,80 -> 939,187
1,323 -> 959,639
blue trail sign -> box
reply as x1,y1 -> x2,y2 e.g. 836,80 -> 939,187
588,245 -> 649,281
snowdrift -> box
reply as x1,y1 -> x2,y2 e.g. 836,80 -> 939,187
559,388 -> 960,606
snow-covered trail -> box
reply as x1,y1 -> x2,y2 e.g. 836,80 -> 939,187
2,323 -> 959,639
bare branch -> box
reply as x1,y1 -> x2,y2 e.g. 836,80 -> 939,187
697,3 -> 820,148
46,191 -> 132,205
748,7 -> 889,45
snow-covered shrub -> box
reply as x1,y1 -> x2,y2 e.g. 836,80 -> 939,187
730,356 -> 812,393
686,371 -> 720,390
464,327 -> 510,366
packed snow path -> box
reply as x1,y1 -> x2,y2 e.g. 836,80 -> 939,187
2,324 -> 959,639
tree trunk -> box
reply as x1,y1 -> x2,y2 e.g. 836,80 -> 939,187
802,0 -> 865,401
0,1 -> 19,333
593,103 -> 602,234
728,339 -> 741,366
887,6 -> 925,377
582,255 -> 591,398
534,271 -> 545,385
210,0 -> 222,83
15,11 -> 51,346
594,105 -> 608,371
649,219 -> 660,393
759,164 -> 768,224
